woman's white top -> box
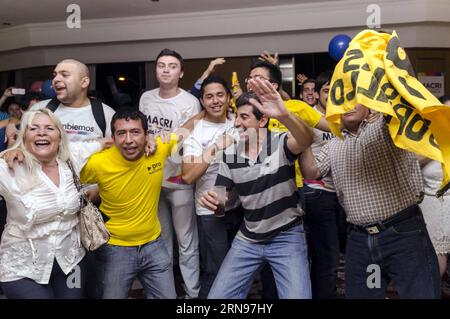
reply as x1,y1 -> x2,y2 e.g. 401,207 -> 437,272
422,160 -> 447,196
0,141 -> 100,284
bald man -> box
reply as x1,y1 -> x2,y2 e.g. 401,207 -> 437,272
31,59 -> 115,141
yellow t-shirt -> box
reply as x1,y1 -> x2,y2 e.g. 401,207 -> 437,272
268,99 -> 321,188
80,135 -> 177,246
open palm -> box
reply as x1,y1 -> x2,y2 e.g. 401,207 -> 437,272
247,78 -> 289,120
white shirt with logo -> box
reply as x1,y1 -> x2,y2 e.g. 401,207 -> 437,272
139,88 -> 201,189
31,99 -> 115,142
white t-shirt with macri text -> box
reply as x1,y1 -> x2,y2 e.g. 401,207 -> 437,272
31,99 -> 115,142
184,118 -> 234,215
139,88 -> 201,189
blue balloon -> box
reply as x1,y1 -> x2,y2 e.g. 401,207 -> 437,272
328,34 -> 352,61
41,79 -> 56,98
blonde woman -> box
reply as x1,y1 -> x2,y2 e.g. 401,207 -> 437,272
0,108 -> 110,298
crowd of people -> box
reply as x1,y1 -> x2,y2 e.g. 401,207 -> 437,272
0,47 -> 448,299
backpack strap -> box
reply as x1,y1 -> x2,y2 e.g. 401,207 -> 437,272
47,97 -> 106,138
46,98 -> 60,112
89,97 -> 106,137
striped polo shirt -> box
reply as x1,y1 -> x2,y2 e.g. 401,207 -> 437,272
215,131 -> 304,243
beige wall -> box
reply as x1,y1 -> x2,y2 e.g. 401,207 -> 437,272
1,0 -> 449,71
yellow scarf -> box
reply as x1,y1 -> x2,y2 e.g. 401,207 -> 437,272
327,29 -> 450,197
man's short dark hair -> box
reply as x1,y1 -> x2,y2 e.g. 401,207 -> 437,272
439,95 -> 450,104
236,92 -> 264,121
156,48 -> 184,71
200,75 -> 231,97
111,108 -> 148,135
315,71 -> 333,92
250,61 -> 282,88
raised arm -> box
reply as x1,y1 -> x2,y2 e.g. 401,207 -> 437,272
182,134 -> 233,185
190,58 -> 226,98
173,110 -> 205,144
298,147 -> 321,180
248,78 -> 313,154
0,87 -> 13,109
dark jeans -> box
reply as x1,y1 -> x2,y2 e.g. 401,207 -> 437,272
345,205 -> 440,299
84,251 -> 97,299
197,209 -> 242,299
1,258 -> 87,299
304,185 -> 345,299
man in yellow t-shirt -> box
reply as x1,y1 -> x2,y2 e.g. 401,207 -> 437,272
80,109 -> 178,299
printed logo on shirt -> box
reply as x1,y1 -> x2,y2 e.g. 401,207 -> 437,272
322,132 -> 335,141
147,162 -> 162,174
63,123 -> 95,135
146,115 -> 173,131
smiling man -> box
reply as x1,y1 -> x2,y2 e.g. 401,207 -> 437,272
32,59 -> 115,142
80,109 -> 179,299
181,76 -> 241,298
299,79 -> 317,107
201,78 -> 314,299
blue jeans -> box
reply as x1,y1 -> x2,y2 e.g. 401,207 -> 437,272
345,206 -> 440,299
95,236 -> 176,299
304,186 -> 345,299
208,223 -> 311,299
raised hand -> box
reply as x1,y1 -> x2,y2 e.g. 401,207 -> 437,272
258,50 -> 279,65
207,58 -> 226,73
296,74 -> 308,86
199,58 -> 226,81
247,78 -> 289,120
2,87 -> 13,97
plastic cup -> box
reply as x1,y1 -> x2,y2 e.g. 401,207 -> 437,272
212,186 -> 226,217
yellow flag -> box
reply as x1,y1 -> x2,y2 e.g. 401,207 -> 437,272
327,29 -> 450,197
230,72 -> 239,113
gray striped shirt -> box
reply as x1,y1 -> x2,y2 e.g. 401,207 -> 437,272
215,132 -> 303,243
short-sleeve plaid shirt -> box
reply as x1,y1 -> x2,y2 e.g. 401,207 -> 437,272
316,117 -> 423,226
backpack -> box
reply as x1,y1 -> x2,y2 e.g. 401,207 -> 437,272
46,97 -> 106,137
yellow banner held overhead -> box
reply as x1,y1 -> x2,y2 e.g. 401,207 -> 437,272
326,29 -> 450,197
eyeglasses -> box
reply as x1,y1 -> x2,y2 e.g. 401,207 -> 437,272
244,75 -> 272,84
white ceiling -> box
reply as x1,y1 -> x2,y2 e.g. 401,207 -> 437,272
0,0 -> 340,27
